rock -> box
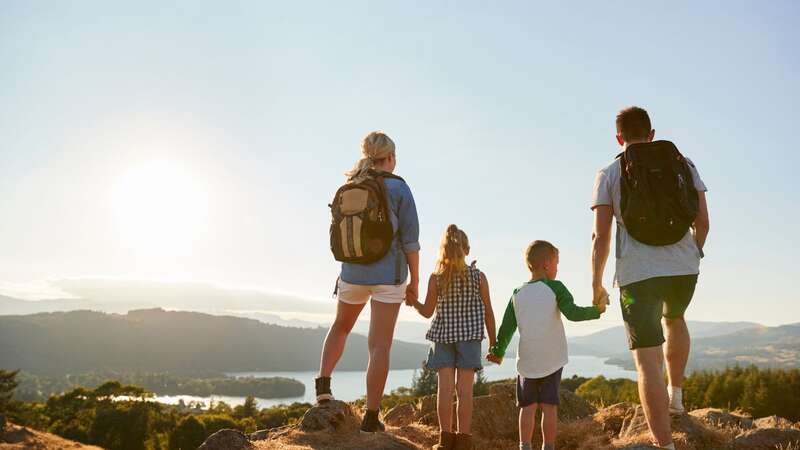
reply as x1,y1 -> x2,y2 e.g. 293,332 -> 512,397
299,400 -> 359,432
488,382 -> 515,399
196,428 -> 253,450
753,415 -> 796,430
471,387 -> 520,439
594,402 -> 638,436
689,407 -> 754,429
618,446 -> 661,450
557,389 -> 597,421
384,403 -> 415,427
732,427 -> 800,449
413,384 -> 596,440
619,404 -> 724,449
249,429 -> 270,440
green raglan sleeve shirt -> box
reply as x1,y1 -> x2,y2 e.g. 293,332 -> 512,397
543,279 -> 601,322
489,292 -> 518,358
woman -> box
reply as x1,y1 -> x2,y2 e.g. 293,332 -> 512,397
316,131 -> 420,433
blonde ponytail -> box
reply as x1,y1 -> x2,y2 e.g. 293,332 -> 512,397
346,131 -> 396,183
434,224 -> 470,293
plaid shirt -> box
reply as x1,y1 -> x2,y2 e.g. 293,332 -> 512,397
426,263 -> 485,344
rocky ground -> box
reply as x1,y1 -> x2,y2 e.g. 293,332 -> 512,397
0,421 -> 103,450
199,383 -> 800,450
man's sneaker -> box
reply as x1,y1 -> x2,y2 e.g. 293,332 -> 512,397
669,404 -> 686,414
360,409 -> 385,433
315,376 -> 333,403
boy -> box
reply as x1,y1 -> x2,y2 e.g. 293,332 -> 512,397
487,240 -> 605,450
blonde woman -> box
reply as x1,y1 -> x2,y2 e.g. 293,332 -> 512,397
409,224 -> 497,450
316,131 -> 420,433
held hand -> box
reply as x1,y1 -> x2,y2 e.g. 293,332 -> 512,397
596,300 -> 607,314
405,283 -> 419,305
593,285 -> 610,306
486,353 -> 502,365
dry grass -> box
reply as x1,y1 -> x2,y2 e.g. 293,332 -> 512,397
0,422 -> 104,450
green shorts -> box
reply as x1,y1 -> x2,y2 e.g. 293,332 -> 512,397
620,274 -> 698,350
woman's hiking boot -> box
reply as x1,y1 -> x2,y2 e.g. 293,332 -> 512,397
452,433 -> 473,450
433,431 -> 456,449
314,376 -> 333,403
359,409 -> 385,433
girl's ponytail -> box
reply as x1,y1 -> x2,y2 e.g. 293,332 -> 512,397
435,224 -> 470,293
345,131 -> 395,183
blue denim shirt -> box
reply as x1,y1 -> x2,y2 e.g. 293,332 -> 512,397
340,176 -> 420,285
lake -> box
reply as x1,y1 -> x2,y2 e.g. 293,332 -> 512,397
152,355 -> 636,409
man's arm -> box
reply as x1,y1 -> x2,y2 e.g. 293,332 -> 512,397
693,191 -> 710,252
591,205 -> 613,304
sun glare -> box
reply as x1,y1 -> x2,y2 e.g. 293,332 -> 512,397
111,160 -> 210,254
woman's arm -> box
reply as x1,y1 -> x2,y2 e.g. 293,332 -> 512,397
397,182 -> 421,304
415,274 -> 438,318
405,251 -> 420,304
479,272 -> 496,348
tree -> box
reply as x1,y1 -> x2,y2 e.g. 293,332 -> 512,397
169,415 -> 205,450
0,369 -> 19,413
411,367 -> 438,396
233,396 -> 258,419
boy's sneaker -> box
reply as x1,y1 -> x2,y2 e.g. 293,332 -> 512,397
314,376 -> 333,403
359,409 -> 385,433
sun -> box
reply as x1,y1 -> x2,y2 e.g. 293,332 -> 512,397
110,160 -> 210,254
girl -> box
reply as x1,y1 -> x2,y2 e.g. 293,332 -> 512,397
409,224 -> 496,450
316,131 -> 421,434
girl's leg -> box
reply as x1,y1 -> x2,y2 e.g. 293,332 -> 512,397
319,301 -> 366,377
540,404 -> 557,449
455,368 -> 475,434
437,368 -> 456,432
365,300 -> 402,410
519,403 -> 538,445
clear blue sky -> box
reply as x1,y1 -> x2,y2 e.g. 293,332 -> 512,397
1,1 -> 798,333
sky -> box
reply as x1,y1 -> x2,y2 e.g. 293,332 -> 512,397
1,1 -> 798,335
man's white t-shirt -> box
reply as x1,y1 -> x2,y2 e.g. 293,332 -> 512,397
591,155 -> 708,287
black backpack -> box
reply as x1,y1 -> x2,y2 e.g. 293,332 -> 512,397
329,170 -> 403,264
618,140 -> 699,246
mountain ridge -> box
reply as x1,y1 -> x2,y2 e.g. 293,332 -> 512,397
0,308 -> 428,376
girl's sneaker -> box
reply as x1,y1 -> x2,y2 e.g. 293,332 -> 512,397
359,409 -> 385,433
314,376 -> 333,403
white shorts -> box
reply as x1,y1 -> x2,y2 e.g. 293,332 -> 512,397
337,279 -> 407,305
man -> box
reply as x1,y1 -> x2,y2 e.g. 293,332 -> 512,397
590,106 -> 710,449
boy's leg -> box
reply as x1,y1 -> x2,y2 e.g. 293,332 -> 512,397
437,367 -> 456,433
519,404 -> 538,445
455,368 -> 475,434
540,404 -> 557,449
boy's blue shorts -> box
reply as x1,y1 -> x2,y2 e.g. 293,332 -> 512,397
517,367 -> 563,407
424,340 -> 483,370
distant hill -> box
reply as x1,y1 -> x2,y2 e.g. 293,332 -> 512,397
0,309 -> 429,376
604,323 -> 800,371
0,295 -> 144,315
567,320 -> 763,357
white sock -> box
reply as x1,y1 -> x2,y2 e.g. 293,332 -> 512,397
669,386 -> 683,408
